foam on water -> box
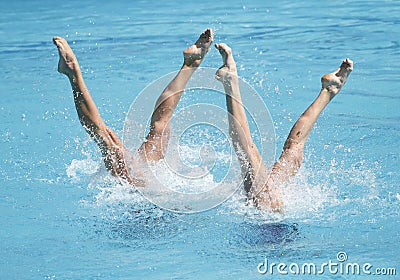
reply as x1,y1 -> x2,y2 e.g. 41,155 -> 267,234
66,140 -> 395,230
62,151 -> 333,221
66,157 -> 100,183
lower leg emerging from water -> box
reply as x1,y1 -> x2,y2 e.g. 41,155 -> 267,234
271,59 -> 353,178
215,43 -> 283,211
255,59 -> 353,211
139,28 -> 214,161
53,36 -> 132,182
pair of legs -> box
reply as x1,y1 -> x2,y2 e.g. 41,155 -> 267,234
53,29 -> 214,185
54,28 -> 353,212
215,43 -> 353,212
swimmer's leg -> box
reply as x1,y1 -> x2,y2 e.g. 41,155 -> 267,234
270,59 -> 353,179
215,43 -> 283,211
139,28 -> 213,161
257,59 -> 354,206
53,37 -> 131,182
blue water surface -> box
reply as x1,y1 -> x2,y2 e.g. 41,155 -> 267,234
1,0 -> 399,279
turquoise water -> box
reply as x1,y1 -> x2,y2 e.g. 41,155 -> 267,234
1,0 -> 399,279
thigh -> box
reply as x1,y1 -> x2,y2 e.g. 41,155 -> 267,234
138,133 -> 169,162
240,144 -> 270,194
274,143 -> 304,180
98,127 -> 133,182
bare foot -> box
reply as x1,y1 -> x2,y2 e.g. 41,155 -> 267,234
214,43 -> 238,83
53,36 -> 80,77
321,58 -> 353,98
183,28 -> 214,67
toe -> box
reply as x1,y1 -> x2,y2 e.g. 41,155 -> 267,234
341,58 -> 353,72
219,43 -> 232,54
346,58 -> 354,70
207,28 -> 214,40
53,36 -> 64,48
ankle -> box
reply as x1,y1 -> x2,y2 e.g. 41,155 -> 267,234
182,59 -> 201,68
320,87 -> 338,100
181,63 -> 198,71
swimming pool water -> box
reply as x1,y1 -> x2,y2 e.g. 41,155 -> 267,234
1,0 -> 399,279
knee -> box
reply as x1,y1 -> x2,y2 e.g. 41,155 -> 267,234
281,145 -> 304,169
151,120 -> 170,135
